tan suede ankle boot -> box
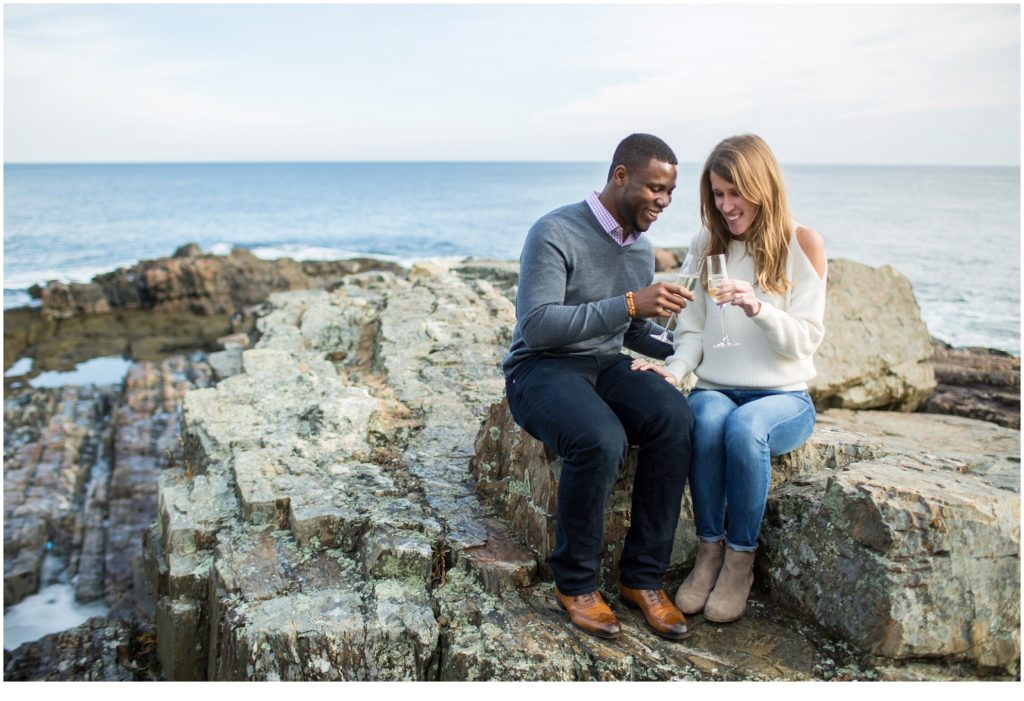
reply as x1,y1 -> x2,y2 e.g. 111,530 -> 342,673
704,547 -> 755,623
674,540 -> 726,614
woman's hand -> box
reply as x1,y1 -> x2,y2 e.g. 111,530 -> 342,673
630,358 -> 678,384
714,279 -> 762,317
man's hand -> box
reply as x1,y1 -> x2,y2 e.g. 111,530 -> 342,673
632,282 -> 694,318
630,358 -> 678,384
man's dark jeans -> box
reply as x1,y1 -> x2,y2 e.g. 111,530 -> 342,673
505,353 -> 694,596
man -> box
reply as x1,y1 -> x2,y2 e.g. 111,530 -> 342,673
503,134 -> 696,640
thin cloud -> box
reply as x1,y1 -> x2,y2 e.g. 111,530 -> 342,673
3,3 -> 1019,164
5,11 -> 304,161
529,4 -> 1018,150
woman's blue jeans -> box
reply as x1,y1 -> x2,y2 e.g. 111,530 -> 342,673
688,389 -> 816,552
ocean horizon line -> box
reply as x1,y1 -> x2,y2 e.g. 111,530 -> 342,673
4,160 -> 1020,170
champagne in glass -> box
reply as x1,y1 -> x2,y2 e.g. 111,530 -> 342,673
707,273 -> 726,300
651,254 -> 698,341
706,254 -> 739,348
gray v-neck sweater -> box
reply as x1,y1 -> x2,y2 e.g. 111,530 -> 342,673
502,200 -> 670,379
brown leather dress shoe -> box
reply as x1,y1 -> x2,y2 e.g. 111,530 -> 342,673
555,588 -> 623,640
619,585 -> 692,640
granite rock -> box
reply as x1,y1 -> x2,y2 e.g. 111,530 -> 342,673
808,260 -> 936,410
150,266 -> 537,679
765,410 -> 1019,673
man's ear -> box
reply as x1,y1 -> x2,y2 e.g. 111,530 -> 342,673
611,164 -> 628,185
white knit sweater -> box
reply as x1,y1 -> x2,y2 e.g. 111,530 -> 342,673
664,229 -> 827,391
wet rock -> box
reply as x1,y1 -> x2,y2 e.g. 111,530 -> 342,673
4,385 -> 112,605
3,306 -> 231,386
3,351 -> 212,665
3,616 -> 159,681
79,356 -> 213,617
921,340 -> 1020,429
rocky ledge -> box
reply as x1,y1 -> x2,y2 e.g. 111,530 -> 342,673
922,341 -> 1020,429
29,243 -> 406,321
141,259 -> 1016,680
4,252 -> 1019,681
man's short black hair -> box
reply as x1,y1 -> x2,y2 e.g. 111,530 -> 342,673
607,133 -> 678,181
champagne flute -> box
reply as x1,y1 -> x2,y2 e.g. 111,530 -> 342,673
651,254 -> 699,341
706,254 -> 739,348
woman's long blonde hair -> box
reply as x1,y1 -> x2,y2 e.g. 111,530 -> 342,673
699,134 -> 793,295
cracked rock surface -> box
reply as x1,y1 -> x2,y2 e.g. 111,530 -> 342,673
150,265 -> 534,680
8,255 -> 1016,681
149,261 -> 1019,680
4,355 -> 212,679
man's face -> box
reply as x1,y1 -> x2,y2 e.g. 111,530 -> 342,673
613,158 -> 677,233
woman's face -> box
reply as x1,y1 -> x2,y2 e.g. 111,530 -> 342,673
709,170 -> 759,238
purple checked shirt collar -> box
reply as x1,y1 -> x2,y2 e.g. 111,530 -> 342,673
585,191 -> 640,247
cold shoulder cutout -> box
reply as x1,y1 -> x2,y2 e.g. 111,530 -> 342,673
795,225 -> 826,280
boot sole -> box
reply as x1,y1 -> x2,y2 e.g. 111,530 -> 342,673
620,597 -> 693,641
704,611 -> 744,624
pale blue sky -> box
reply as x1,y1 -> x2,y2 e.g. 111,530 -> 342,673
4,2 -> 1021,165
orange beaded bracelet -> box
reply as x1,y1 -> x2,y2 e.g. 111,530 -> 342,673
625,291 -> 637,318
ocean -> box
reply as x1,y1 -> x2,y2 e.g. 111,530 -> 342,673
3,162 -> 1020,355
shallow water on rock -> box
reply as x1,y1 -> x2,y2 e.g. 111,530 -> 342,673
3,556 -> 109,651
26,355 -> 132,388
4,357 -> 34,377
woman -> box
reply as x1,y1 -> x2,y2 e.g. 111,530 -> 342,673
632,134 -> 827,622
